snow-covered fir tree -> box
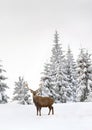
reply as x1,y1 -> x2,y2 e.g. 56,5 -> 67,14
13,77 -> 31,104
41,31 -> 67,103
64,46 -> 78,102
86,84 -> 92,102
76,49 -> 92,102
0,61 -> 9,103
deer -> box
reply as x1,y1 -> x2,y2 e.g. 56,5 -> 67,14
24,82 -> 54,116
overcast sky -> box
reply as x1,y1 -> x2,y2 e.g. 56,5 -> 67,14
0,0 -> 92,93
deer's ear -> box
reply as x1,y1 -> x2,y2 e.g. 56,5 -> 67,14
35,89 -> 39,94
30,89 -> 34,93
35,89 -> 41,95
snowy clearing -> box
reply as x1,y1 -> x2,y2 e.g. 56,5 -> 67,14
0,102 -> 92,130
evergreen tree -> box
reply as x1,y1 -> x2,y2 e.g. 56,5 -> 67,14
41,31 -> 67,103
64,46 -> 78,102
76,49 -> 92,101
0,61 -> 9,103
13,77 -> 31,104
86,84 -> 92,102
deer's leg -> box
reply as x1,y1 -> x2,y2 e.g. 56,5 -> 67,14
36,106 -> 39,116
39,107 -> 41,116
48,106 -> 51,115
48,106 -> 54,115
52,106 -> 54,115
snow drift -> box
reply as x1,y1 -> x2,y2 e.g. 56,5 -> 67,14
0,102 -> 92,130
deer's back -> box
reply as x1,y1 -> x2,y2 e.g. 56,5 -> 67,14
33,96 -> 54,107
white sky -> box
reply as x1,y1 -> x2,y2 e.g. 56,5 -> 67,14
0,0 -> 92,94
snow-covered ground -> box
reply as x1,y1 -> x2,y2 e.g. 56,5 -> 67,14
0,102 -> 92,130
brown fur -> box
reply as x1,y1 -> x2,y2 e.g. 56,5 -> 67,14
24,82 -> 54,116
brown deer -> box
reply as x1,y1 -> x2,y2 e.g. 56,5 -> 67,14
24,82 -> 54,116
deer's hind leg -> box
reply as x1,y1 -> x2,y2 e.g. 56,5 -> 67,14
52,106 -> 54,115
48,106 -> 54,115
48,106 -> 52,115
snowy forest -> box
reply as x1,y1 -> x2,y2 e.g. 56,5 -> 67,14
0,31 -> 92,104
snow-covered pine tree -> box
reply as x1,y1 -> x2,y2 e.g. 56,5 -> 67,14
41,31 -> 67,103
0,61 -> 9,103
86,85 -> 92,102
65,46 -> 78,102
76,49 -> 92,102
13,77 -> 31,104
